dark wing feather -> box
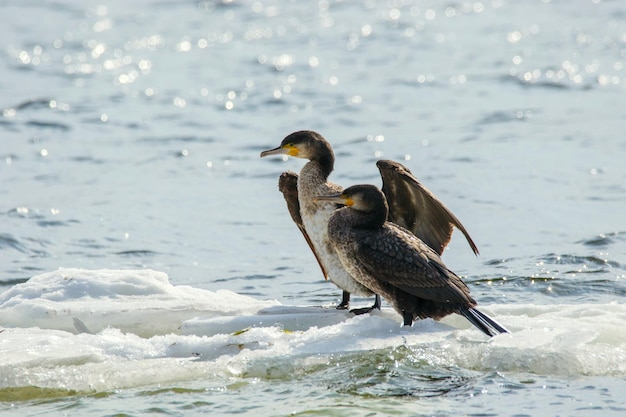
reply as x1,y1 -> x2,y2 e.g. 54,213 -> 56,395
354,225 -> 475,305
377,160 -> 479,256
278,171 -> 329,280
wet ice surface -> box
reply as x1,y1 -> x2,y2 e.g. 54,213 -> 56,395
0,268 -> 625,416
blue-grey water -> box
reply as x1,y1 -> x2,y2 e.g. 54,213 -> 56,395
1,0 -> 626,415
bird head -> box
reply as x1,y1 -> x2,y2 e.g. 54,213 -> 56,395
260,130 -> 333,162
315,184 -> 388,214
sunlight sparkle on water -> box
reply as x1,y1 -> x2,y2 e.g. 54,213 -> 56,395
2,108 -> 16,118
173,97 -> 187,108
367,134 -> 385,142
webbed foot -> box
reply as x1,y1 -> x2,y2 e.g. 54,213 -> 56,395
349,294 -> 381,315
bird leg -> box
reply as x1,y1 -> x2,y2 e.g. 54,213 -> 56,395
402,310 -> 413,326
350,294 -> 381,315
336,291 -> 351,310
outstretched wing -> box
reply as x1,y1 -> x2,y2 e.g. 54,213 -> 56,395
354,226 -> 475,305
278,171 -> 329,280
377,160 -> 479,256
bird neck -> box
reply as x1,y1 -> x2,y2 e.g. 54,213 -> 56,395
301,157 -> 333,183
310,151 -> 334,180
340,206 -> 387,230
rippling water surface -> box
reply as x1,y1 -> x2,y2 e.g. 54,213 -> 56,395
1,0 -> 626,415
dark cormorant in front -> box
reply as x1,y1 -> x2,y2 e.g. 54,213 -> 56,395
316,184 -> 508,337
260,130 -> 479,313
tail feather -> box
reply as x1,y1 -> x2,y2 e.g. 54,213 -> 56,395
460,308 -> 509,337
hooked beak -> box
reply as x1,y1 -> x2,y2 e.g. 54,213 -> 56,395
314,193 -> 354,207
260,146 -> 286,158
260,143 -> 300,158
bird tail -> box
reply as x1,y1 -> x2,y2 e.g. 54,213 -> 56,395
460,307 -> 509,337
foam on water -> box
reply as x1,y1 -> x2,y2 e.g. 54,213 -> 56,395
0,268 -> 624,394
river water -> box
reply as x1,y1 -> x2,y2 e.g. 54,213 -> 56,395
1,0 -> 625,416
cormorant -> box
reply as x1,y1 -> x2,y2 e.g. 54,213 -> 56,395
316,184 -> 508,337
260,130 -> 479,313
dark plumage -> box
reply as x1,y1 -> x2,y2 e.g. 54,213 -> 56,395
316,184 -> 508,337
261,130 -> 478,313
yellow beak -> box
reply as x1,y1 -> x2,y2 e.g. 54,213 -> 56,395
260,144 -> 299,158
